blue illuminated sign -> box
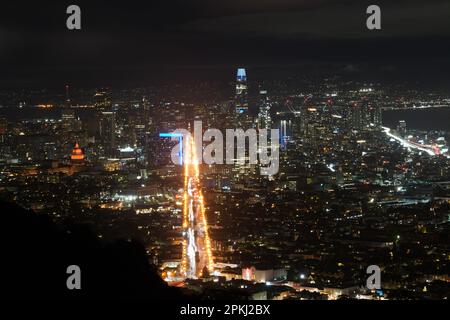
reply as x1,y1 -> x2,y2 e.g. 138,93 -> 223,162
159,132 -> 183,165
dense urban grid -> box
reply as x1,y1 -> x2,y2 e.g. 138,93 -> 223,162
0,69 -> 449,300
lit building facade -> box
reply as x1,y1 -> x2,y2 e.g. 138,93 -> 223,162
70,142 -> 85,163
235,68 -> 248,114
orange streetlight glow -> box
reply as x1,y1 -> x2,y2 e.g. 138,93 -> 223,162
180,135 -> 214,278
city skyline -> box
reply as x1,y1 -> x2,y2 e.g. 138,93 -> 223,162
0,0 -> 449,305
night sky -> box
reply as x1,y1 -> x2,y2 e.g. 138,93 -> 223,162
1,0 -> 449,88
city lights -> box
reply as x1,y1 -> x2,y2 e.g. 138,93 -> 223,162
1,1 -> 449,304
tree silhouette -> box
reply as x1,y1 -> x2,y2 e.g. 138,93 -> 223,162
0,201 -> 183,299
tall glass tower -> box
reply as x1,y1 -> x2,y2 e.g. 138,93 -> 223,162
235,68 -> 248,114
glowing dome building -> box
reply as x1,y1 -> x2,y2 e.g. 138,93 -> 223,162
70,142 -> 85,163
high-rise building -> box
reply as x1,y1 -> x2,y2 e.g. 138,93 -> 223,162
94,88 -> 112,110
364,104 -> 382,129
65,85 -> 71,107
61,109 -> 75,121
61,109 -> 81,131
257,90 -> 271,130
235,68 -> 248,114
235,68 -> 254,129
351,103 -> 381,131
98,111 -> 116,155
0,117 -> 7,143
397,120 -> 407,136
351,106 -> 364,130
373,105 -> 382,127
0,117 -> 7,135
279,119 -> 292,149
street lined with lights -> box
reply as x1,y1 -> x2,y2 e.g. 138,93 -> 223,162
181,136 -> 214,278
382,126 -> 440,156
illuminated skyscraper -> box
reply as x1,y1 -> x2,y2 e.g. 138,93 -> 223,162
279,119 -> 292,150
61,108 -> 80,132
397,120 -> 407,137
65,85 -> 71,107
372,105 -> 382,127
0,117 -> 7,143
94,88 -> 112,110
98,111 -> 116,155
235,68 -> 248,114
257,90 -> 271,130
351,106 -> 364,130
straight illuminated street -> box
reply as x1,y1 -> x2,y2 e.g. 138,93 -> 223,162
181,136 -> 214,279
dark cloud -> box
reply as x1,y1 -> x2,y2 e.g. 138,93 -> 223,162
0,0 -> 449,88
181,1 -> 450,39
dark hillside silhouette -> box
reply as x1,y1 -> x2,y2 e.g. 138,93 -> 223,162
0,201 -> 182,299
